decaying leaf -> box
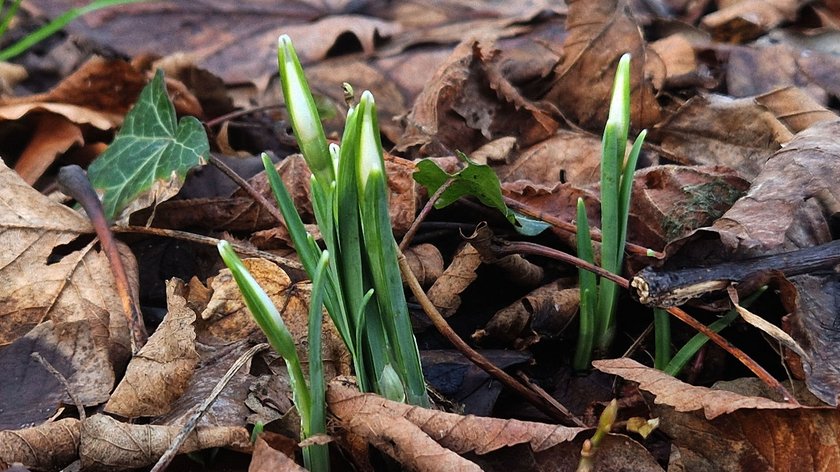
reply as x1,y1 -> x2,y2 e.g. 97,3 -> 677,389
105,280 -> 200,418
328,376 -> 587,454
701,0 -> 804,42
403,243 -> 444,288
79,414 -> 250,471
0,418 -> 80,471
592,358 -> 805,419
426,243 -> 481,318
249,433 -> 306,472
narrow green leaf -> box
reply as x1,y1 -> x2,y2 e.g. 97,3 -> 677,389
306,251 -> 330,471
653,308 -> 671,370
88,69 -> 208,221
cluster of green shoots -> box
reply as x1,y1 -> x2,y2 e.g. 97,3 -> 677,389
572,54 -> 648,371
218,35 -> 428,471
0,0 -> 146,61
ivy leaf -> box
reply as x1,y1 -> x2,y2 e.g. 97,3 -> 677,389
87,69 -> 208,222
413,152 -> 549,236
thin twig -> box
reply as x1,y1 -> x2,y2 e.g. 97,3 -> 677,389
504,197 -> 663,258
150,343 -> 270,472
57,165 -> 148,353
31,352 -> 86,421
397,249 -> 572,423
494,240 -> 799,403
399,177 -> 455,251
205,104 -> 283,128
516,371 -> 587,427
208,155 -> 286,225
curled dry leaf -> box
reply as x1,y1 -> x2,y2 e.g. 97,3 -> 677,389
79,414 -> 250,471
0,418 -> 80,472
403,243 -> 444,288
105,280 -> 200,418
344,413 -> 482,472
493,130 -> 603,187
754,87 -> 838,134
474,278 -> 579,348
426,243 -> 481,318
327,377 -> 587,455
592,358 -> 804,419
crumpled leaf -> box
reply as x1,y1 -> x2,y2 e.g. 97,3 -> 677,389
425,243 -> 481,319
105,280 -> 199,418
87,69 -> 209,222
327,376 -> 587,454
79,414 -> 250,471
0,418 -> 80,471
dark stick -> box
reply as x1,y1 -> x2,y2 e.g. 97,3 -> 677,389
57,165 -> 148,353
632,239 -> 840,307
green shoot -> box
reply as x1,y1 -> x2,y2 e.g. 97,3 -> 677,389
573,54 -> 648,369
0,0 -> 149,61
266,34 -> 428,407
653,308 -> 671,370
217,241 -> 329,471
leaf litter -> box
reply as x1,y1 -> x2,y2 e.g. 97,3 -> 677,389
2,0 -> 840,470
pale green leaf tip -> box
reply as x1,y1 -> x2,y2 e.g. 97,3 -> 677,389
358,91 -> 382,186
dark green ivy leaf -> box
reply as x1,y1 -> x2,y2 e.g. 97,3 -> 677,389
88,69 -> 208,221
413,151 -> 549,236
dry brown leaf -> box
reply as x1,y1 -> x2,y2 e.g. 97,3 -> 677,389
533,433 -> 663,471
754,87 -> 838,134
474,278 -> 579,348
79,413 -> 250,471
0,159 -> 131,370
701,0 -> 805,42
592,358 -> 802,419
649,33 -> 698,83
0,320 -> 115,430
426,243 -> 481,318
702,119 -> 840,254
13,114 -> 83,185
403,243 -> 444,288
105,280 -> 199,418
327,377 -> 587,454
249,433 -> 306,472
544,0 -> 663,131
493,130 -> 603,186
0,418 -> 80,471
201,258 -> 350,379
654,398 -> 840,471
344,413 -> 482,471
652,93 -> 793,180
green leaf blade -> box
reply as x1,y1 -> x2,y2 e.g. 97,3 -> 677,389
88,69 -> 208,222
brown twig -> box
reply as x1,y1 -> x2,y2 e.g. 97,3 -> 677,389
397,249 -> 572,423
208,154 -> 286,225
516,372 -> 587,427
399,177 -> 455,251
494,240 -> 799,404
204,104 -> 283,128
150,343 -> 269,472
57,165 -> 148,353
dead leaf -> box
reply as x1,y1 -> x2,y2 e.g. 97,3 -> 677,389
652,93 -> 794,180
592,358 -> 803,419
79,413 -> 250,471
654,399 -> 840,471
0,160 -> 131,372
533,433 -> 663,471
105,280 -> 199,418
403,243 -> 444,288
754,86 -> 838,133
701,0 -> 805,42
0,320 -> 115,430
493,130 -> 603,186
13,114 -> 83,185
543,0 -> 664,131
426,243 -> 481,318
249,433 -> 306,472
344,412 -> 483,471
0,418 -> 80,471
328,376 -> 587,454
